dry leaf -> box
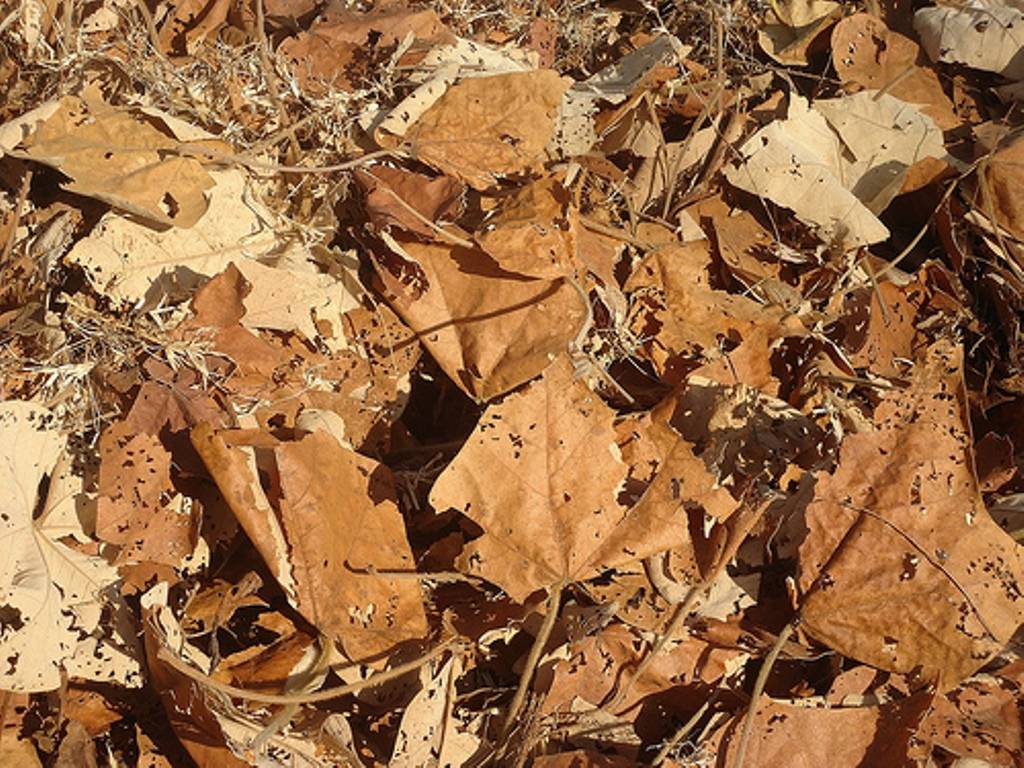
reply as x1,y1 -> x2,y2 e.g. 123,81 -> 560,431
404,70 -> 570,189
429,356 -> 729,601
758,0 -> 842,66
356,165 -> 464,238
193,424 -> 428,659
474,176 -> 580,279
0,401 -> 142,692
96,422 -> 197,568
372,232 -> 585,401
832,13 -> 959,130
914,3 -> 1024,81
20,97 -> 214,227
726,91 -> 945,247
798,340 -> 1024,688
712,693 -> 932,767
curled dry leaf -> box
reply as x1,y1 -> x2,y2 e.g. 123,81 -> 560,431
758,0 -> 842,66
0,401 -> 142,692
192,423 -> 428,660
19,97 -> 214,227
798,339 -> 1024,688
371,232 -> 585,401
403,69 -> 571,189
625,237 -> 805,391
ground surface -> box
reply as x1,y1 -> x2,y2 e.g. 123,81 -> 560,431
0,0 -> 1023,766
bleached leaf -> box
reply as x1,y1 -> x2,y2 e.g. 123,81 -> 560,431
726,91 -> 945,247
0,402 -> 141,692
914,2 -> 1024,81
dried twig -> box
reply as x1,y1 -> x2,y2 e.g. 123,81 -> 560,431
732,619 -> 796,768
499,580 -> 566,744
156,636 -> 461,704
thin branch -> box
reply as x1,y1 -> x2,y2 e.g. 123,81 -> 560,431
156,636 -> 461,705
733,619 -> 796,768
499,580 -> 566,743
651,688 -> 720,766
0,168 -> 32,267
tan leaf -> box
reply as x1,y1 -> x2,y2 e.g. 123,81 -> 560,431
372,233 -> 585,401
798,340 -> 1024,688
726,91 -> 945,247
914,3 -> 1024,81
0,402 -> 142,692
474,176 -> 580,279
758,0 -> 841,66
832,14 -> 958,130
192,424 -> 428,659
405,70 -> 571,189
21,97 -> 214,227
430,356 -> 713,601
712,693 -> 932,767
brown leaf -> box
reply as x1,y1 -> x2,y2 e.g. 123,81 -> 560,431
919,674 -> 1023,764
373,233 -> 585,401
625,239 -> 805,390
475,176 -> 580,279
280,5 -> 451,93
192,424 -> 428,659
356,166 -> 464,238
712,693 -> 932,767
539,623 -> 745,716
430,356 -> 729,602
21,97 -> 214,227
429,356 -> 630,600
831,13 -> 958,131
404,70 -> 571,189
798,339 -> 1024,688
96,423 -> 197,567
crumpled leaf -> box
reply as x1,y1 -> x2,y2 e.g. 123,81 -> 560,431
797,339 -> 1024,688
371,232 -> 585,401
18,96 -> 215,227
726,91 -> 946,247
0,401 -> 142,692
403,70 -> 571,189
625,237 -> 805,391
192,423 -> 428,660
914,2 -> 1024,81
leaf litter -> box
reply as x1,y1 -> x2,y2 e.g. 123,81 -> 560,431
0,1 -> 1023,766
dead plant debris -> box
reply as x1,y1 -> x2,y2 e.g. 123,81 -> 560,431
1,0 -> 1023,766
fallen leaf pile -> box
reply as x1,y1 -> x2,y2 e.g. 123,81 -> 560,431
1,1 -> 1023,766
